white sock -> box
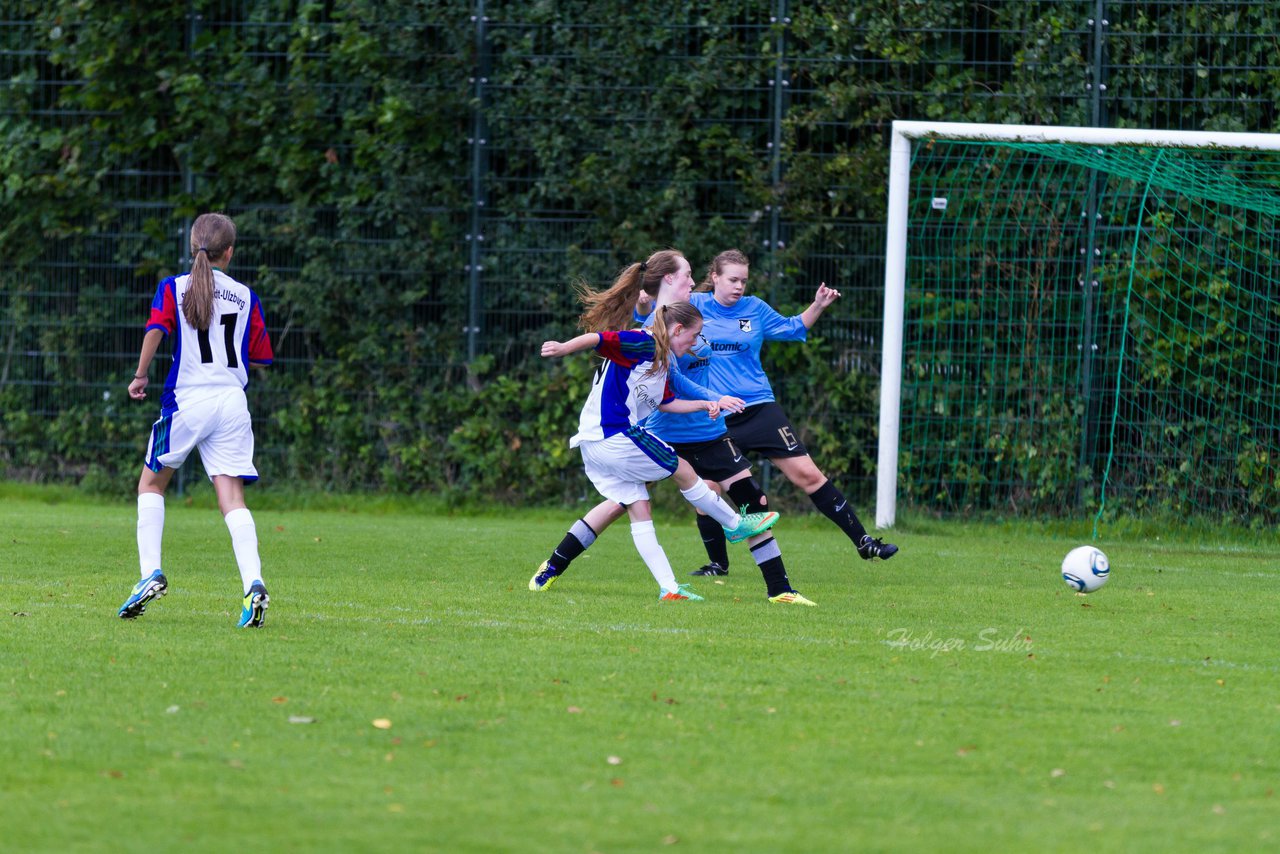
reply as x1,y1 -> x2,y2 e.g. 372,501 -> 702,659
137,493 -> 165,577
224,507 -> 263,594
679,480 -> 739,529
630,520 -> 679,592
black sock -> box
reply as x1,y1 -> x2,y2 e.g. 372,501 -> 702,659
750,536 -> 791,597
548,519 -> 597,572
808,479 -> 868,545
696,513 -> 729,569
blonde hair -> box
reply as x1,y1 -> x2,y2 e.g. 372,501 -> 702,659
645,301 -> 702,376
697,248 -> 750,293
576,249 -> 686,332
184,213 -> 237,330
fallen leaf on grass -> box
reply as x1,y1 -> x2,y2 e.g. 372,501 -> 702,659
288,716 -> 316,724
607,756 -> 622,765
372,718 -> 393,729
567,706 -> 583,714
272,696 -> 288,704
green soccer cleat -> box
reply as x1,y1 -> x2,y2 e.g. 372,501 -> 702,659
723,509 -> 781,543
529,560 -> 562,591
658,584 -> 705,602
238,580 -> 269,628
118,570 -> 168,619
768,590 -> 817,607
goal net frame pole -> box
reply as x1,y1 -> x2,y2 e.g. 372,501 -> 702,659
874,120 -> 1280,529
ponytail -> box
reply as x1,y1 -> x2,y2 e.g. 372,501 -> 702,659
576,249 -> 686,332
183,213 -> 237,331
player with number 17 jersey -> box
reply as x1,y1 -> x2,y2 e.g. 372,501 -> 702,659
146,269 -> 273,416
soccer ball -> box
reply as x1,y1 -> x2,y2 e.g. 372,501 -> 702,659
1061,546 -> 1110,592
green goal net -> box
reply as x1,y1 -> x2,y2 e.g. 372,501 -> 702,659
877,123 -> 1280,531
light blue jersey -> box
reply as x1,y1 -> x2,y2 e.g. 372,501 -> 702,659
690,291 -> 807,406
642,293 -> 805,443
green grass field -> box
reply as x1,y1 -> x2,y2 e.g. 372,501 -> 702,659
3,487 -> 1277,852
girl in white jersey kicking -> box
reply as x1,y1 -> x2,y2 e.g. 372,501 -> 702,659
117,212 -> 275,628
530,251 -> 780,601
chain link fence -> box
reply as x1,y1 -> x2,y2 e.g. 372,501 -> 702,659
4,1 -> 1279,507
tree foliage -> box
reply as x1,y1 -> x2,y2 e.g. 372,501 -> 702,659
3,1 -> 1279,513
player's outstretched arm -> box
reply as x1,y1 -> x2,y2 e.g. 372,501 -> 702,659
659,398 -> 722,419
800,282 -> 842,329
541,333 -> 602,359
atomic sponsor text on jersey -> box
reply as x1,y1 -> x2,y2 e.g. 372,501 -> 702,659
711,342 -> 746,352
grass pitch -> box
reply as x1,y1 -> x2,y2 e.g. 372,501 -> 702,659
3,487 -> 1277,852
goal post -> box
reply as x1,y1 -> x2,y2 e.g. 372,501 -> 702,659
876,121 -> 1280,529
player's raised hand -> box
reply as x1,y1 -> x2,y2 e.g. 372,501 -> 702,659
814,282 -> 842,307
541,340 -> 567,358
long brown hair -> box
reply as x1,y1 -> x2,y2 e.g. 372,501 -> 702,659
575,249 -> 686,332
645,301 -> 702,376
183,213 -> 237,330
696,248 -> 749,293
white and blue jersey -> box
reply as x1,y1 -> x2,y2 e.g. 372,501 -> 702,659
570,330 -> 676,448
141,268 -> 273,481
689,291 -> 806,406
146,268 -> 273,417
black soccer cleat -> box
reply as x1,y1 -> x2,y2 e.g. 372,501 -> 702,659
857,535 -> 898,561
690,562 -> 728,577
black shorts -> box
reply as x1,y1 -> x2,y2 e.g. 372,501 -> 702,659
724,401 -> 808,458
671,435 -> 751,483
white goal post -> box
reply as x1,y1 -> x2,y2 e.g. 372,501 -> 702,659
874,120 -> 1280,528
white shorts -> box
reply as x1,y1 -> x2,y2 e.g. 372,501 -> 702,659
145,388 -> 259,481
578,429 -> 678,506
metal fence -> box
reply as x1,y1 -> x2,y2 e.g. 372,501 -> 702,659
5,1 -> 1280,505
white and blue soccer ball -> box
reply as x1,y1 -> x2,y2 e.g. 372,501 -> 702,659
1062,546 -> 1110,593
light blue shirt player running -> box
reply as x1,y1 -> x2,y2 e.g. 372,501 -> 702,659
680,249 -> 898,565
